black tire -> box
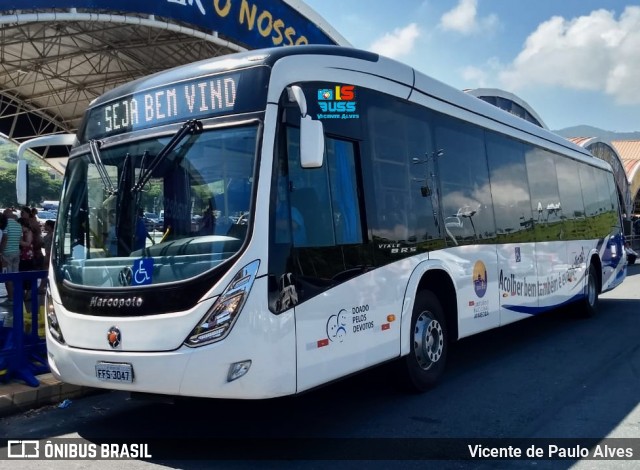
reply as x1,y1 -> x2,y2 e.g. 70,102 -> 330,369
401,290 -> 448,392
582,264 -> 599,317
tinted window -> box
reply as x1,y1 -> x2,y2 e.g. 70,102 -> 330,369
579,164 -> 599,219
579,164 -> 620,237
486,132 -> 533,242
555,156 -> 587,240
367,103 -> 440,247
435,117 -> 495,245
327,139 -> 362,245
285,128 -> 362,247
525,146 -> 562,241
594,167 -> 618,234
606,172 -> 621,228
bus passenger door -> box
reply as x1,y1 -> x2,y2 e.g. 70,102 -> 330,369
274,120 -> 398,392
526,147 -> 567,313
485,133 -> 539,324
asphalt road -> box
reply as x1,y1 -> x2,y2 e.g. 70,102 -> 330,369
2,265 -> 640,469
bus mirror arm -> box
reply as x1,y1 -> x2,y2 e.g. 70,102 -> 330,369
288,85 -> 307,117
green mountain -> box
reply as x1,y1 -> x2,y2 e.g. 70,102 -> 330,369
553,125 -> 640,141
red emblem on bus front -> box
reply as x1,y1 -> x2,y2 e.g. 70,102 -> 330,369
107,327 -> 121,348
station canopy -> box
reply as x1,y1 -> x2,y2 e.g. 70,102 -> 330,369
0,0 -> 348,168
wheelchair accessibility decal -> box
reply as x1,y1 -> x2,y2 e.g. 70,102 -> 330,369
132,258 -> 153,286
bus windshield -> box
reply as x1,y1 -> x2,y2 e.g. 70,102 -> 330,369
53,123 -> 258,288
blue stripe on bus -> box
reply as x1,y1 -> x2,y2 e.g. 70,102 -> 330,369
503,293 -> 585,315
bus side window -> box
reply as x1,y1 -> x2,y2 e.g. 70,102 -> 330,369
289,187 -> 320,246
435,116 -> 496,245
287,128 -> 362,248
327,138 -> 362,245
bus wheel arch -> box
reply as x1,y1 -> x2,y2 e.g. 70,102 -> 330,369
416,270 -> 458,344
401,270 -> 457,392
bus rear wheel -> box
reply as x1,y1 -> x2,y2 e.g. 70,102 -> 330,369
402,291 -> 448,392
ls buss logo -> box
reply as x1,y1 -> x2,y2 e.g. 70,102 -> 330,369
316,85 -> 359,119
8,440 -> 40,458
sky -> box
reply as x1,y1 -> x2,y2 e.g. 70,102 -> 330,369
303,0 -> 640,132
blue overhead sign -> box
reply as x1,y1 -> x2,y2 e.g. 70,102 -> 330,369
6,0 -> 339,49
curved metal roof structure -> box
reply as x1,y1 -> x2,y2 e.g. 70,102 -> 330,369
465,88 -> 548,130
568,137 -> 632,217
611,140 -> 640,215
0,0 -> 348,159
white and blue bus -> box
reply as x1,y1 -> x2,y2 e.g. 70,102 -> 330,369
35,46 -> 626,398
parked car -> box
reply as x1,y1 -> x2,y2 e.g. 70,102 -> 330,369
36,210 -> 57,228
143,212 -> 159,231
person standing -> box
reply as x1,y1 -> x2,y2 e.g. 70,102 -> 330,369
134,208 -> 153,251
199,201 -> 216,235
0,209 -> 22,304
18,218 -> 35,291
29,213 -> 44,271
39,220 -> 55,293
0,213 -> 6,269
105,209 -> 118,256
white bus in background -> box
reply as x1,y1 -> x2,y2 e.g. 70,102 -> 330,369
27,46 -> 625,399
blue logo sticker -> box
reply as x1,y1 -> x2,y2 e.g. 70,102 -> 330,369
317,89 -> 333,100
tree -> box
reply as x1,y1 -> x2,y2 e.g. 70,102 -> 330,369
27,167 -> 62,206
0,170 -> 16,207
0,165 -> 62,207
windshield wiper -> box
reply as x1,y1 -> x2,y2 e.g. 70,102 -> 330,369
131,119 -> 203,193
133,150 -> 149,192
88,139 -> 116,195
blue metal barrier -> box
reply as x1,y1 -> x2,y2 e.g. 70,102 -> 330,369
0,270 -> 49,387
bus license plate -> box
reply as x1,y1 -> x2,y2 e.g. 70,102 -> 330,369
95,362 -> 133,383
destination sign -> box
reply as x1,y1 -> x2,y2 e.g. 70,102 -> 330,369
81,67 -> 267,142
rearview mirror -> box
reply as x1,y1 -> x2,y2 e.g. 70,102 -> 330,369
15,133 -> 76,204
288,85 -> 324,169
300,115 -> 324,168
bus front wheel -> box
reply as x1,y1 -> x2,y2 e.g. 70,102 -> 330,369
582,265 -> 599,317
403,291 -> 448,392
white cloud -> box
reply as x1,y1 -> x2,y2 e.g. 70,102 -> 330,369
369,23 -> 421,59
462,66 -> 488,87
500,6 -> 640,104
461,57 -> 502,88
440,0 -> 498,35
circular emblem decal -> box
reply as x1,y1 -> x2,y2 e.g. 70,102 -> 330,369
473,260 -> 488,298
326,309 -> 349,343
118,267 -> 133,286
107,326 -> 121,348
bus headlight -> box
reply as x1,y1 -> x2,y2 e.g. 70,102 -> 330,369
185,260 -> 260,347
45,289 -> 65,345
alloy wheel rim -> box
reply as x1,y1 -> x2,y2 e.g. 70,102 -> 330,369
414,311 -> 444,370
